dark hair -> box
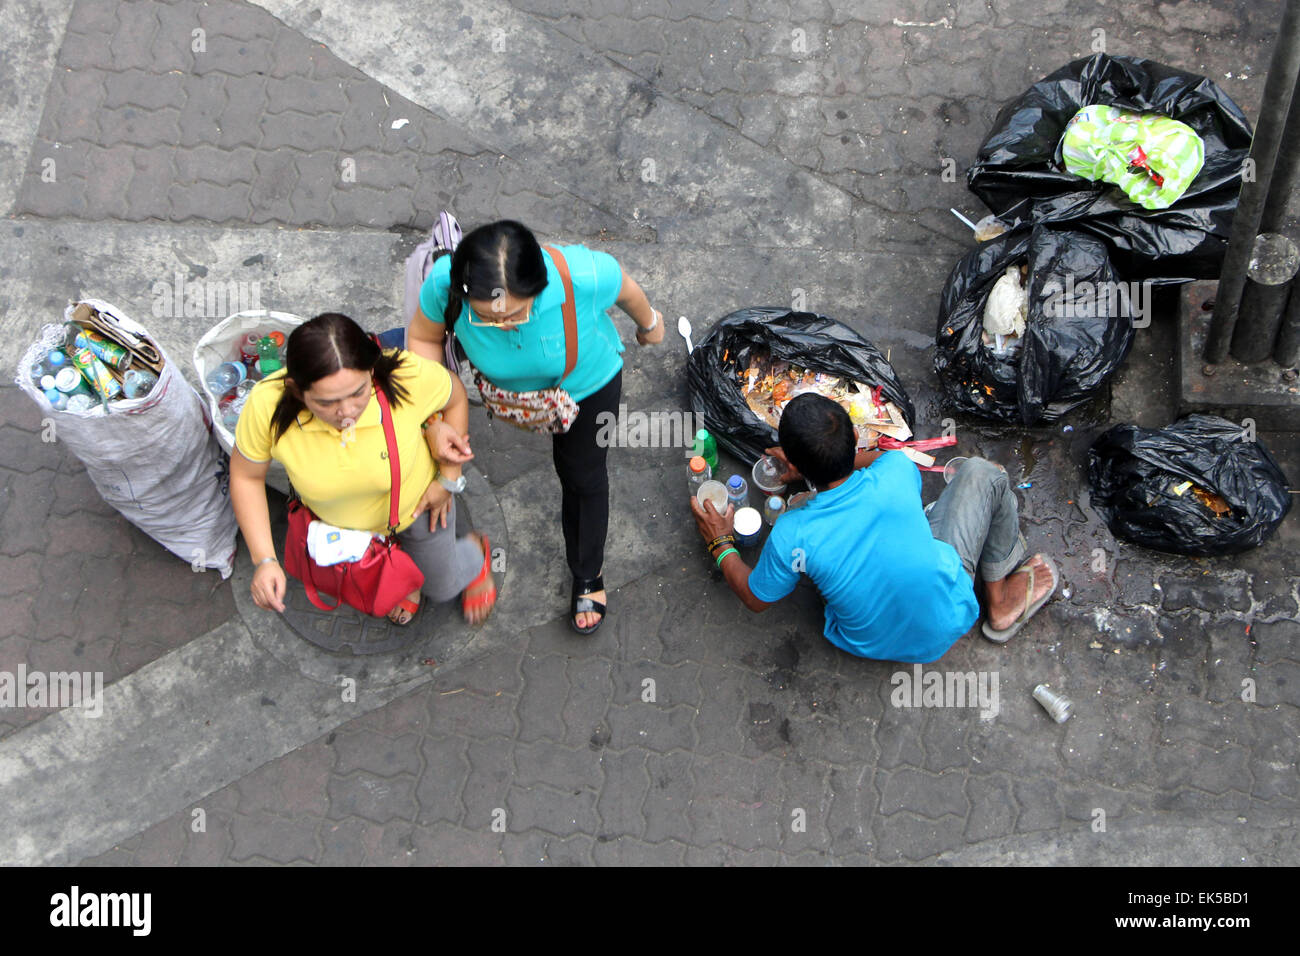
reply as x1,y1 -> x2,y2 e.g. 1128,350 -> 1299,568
443,220 -> 549,328
270,312 -> 409,443
778,393 -> 856,488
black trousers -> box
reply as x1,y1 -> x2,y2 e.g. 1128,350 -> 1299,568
552,369 -> 621,582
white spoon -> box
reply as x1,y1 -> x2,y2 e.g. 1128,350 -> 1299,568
677,315 -> 694,354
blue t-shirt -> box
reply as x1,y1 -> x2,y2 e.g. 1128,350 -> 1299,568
417,243 -> 625,402
747,451 -> 979,663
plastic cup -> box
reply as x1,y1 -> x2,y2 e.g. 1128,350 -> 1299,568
943,456 -> 970,484
733,507 -> 762,547
696,480 -> 729,515
752,455 -> 786,496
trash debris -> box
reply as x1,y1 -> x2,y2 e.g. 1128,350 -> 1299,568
1088,415 -> 1292,556
965,53 -> 1253,283
1062,105 -> 1206,209
934,226 -> 1134,425
16,299 -> 239,577
391,118 -> 410,129
687,308 -> 913,464
1033,683 -> 1073,723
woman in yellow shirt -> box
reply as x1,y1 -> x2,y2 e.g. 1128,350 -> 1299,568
231,313 -> 496,625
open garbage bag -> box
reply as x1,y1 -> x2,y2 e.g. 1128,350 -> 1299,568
686,307 -> 914,465
934,226 -> 1135,425
966,53 -> 1252,283
1088,415 -> 1291,557
193,309 -> 304,496
15,299 -> 239,577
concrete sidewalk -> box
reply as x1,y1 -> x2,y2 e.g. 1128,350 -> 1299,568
0,0 -> 1295,866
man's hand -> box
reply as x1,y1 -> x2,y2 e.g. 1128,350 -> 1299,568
690,496 -> 735,543
764,445 -> 803,484
428,419 -> 473,464
412,480 -> 454,530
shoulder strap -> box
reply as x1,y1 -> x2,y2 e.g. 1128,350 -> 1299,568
374,384 -> 402,535
542,245 -> 579,384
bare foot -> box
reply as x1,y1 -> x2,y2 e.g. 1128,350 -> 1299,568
462,532 -> 496,625
575,589 -> 606,631
986,554 -> 1054,631
388,588 -> 421,625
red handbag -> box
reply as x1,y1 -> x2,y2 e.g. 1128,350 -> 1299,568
283,386 -> 425,617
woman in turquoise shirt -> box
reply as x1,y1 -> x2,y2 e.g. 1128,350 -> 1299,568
407,220 -> 665,633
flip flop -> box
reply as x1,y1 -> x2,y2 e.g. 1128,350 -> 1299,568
982,555 -> 1058,643
387,595 -> 422,627
461,533 -> 496,624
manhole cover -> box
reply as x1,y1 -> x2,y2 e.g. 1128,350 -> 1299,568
269,488 -> 475,656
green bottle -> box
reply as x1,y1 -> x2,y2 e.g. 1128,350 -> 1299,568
257,336 -> 283,375
694,428 -> 719,473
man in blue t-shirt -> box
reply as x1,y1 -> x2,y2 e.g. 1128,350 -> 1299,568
691,394 -> 1058,662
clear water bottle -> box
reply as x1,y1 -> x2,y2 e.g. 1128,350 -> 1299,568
763,495 -> 785,526
206,361 -> 246,395
44,387 -> 69,410
122,368 -> 158,399
726,474 -> 748,509
688,455 -> 711,494
693,428 -> 719,472
66,394 -> 97,413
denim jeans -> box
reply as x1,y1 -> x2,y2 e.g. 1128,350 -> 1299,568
925,457 -> 1028,582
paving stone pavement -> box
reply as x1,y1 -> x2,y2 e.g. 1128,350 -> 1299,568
0,0 -> 1296,865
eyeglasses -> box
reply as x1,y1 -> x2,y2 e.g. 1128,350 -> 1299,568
465,301 -> 533,328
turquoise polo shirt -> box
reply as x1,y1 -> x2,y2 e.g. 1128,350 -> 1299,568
747,451 -> 979,663
417,243 -> 626,402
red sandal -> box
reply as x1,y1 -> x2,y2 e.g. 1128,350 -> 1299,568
462,533 -> 497,624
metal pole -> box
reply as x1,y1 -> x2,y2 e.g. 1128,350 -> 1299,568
1231,234 -> 1299,361
1275,282 -> 1300,366
1205,0 -> 1300,363
1259,68 -> 1300,236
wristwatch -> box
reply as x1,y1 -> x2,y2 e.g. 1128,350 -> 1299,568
437,472 -> 467,494
642,309 -> 660,333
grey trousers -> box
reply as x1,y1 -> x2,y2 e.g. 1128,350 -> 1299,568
396,496 -> 485,603
925,457 -> 1028,583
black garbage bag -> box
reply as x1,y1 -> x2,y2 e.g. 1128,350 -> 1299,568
686,307 -> 914,466
934,225 -> 1135,425
967,53 -> 1252,284
1088,415 -> 1292,557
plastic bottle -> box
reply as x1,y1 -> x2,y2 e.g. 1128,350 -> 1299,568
688,455 -> 711,494
693,428 -> 719,472
257,336 -> 283,375
122,368 -> 158,399
44,387 -> 68,411
763,495 -> 785,526
726,474 -> 748,509
238,333 -> 260,369
206,361 -> 246,395
66,394 -> 97,413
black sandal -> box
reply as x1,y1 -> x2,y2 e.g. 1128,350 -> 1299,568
571,575 -> 606,635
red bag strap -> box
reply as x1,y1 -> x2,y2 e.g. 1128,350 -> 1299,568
542,245 -> 579,384
373,385 -> 402,535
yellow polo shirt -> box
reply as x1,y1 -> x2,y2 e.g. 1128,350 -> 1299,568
234,351 -> 452,534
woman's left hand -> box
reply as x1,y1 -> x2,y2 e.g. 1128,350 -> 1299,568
636,308 -> 666,346
428,419 -> 474,464
412,480 -> 454,531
